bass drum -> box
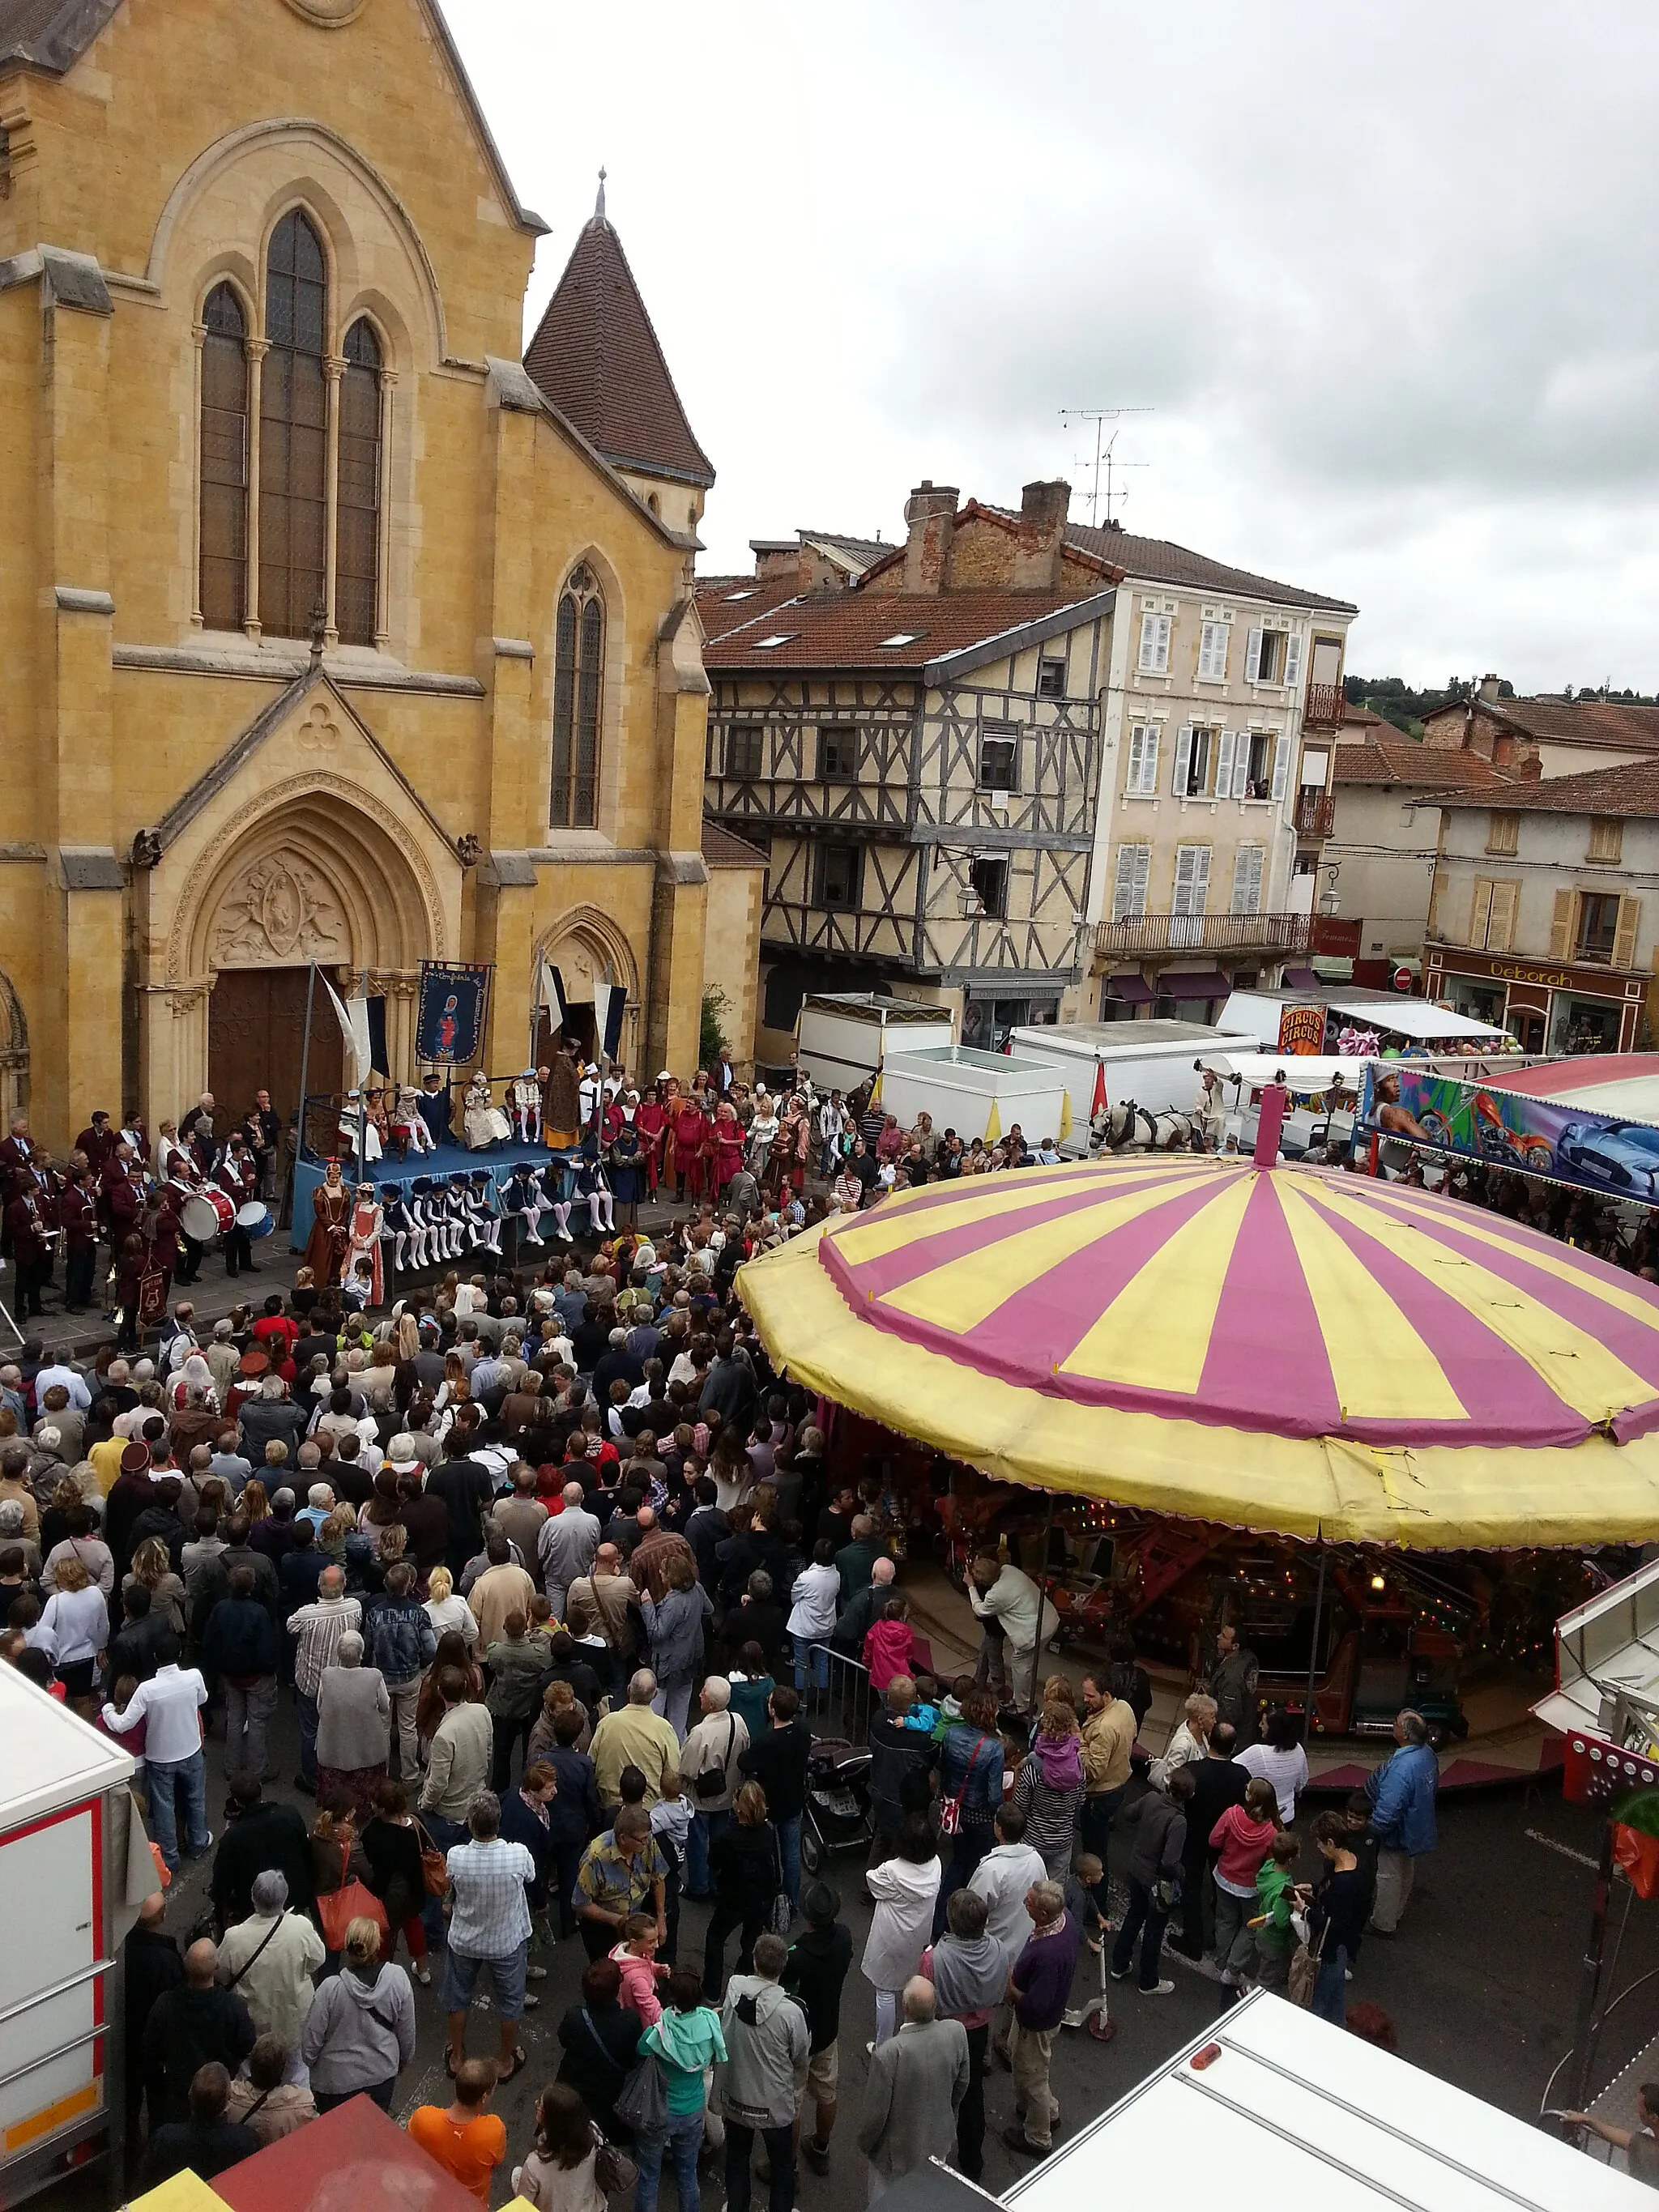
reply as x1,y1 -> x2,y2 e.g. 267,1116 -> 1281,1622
237,1200 -> 275,1242
181,1188 -> 235,1242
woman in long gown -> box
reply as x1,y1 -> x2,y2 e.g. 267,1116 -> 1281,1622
305,1159 -> 352,1286
343,1184 -> 385,1307
463,1072 -> 511,1149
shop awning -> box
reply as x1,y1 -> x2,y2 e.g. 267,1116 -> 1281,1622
1283,965 -> 1320,989
1162,970 -> 1230,999
1106,973 -> 1154,1004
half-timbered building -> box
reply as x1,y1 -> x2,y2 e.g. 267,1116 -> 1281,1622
700,482 -> 1111,1056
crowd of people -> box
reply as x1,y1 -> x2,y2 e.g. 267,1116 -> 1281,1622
0,1053 -> 1455,2208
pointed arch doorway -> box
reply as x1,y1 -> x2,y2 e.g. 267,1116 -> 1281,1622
531,910 -> 640,1071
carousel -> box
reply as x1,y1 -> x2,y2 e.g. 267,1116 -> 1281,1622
737,1115 -> 1659,1784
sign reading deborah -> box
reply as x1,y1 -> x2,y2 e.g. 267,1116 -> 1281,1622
416,962 -> 492,1065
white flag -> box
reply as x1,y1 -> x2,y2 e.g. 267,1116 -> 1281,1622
322,978 -> 373,1082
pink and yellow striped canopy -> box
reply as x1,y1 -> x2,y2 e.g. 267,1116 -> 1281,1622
736,1156 -> 1659,1548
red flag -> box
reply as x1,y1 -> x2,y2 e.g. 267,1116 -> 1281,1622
1090,1063 -> 1108,1119
1616,1822 -> 1659,1899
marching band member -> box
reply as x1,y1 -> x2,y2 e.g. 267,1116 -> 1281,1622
59,1166 -> 99,1313
215,1133 -> 259,1276
2,1178 -> 50,1317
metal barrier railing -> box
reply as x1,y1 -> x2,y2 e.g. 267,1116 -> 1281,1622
800,1643 -> 871,1749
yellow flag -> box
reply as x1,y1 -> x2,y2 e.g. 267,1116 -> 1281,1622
1059,1089 -> 1073,1141
984,1100 -> 1001,1144
868,1071 -> 883,1109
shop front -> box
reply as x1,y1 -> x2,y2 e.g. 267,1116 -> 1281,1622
1424,947 -> 1646,1055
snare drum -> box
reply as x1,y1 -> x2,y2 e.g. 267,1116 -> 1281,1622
237,1200 -> 275,1241
181,1187 -> 235,1242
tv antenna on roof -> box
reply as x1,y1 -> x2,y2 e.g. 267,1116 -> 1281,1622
1060,407 -> 1152,526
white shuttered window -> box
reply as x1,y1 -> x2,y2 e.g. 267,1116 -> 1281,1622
1270,735 -> 1291,803
1198,620 -> 1229,680
1111,842 -> 1152,920
1125,723 -> 1160,795
1138,612 -> 1172,674
1230,844 -> 1265,914
1172,843 -> 1211,939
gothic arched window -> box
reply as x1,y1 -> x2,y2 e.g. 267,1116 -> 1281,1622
198,283 -> 249,629
335,318 -> 383,646
552,565 -> 604,828
259,209 -> 328,640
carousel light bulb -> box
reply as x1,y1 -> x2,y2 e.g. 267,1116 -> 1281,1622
1371,1574 -> 1386,1592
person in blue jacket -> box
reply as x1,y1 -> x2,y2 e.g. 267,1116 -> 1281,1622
1363,1708 -> 1438,1936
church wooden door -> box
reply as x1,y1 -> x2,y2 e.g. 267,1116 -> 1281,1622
209,967 -> 341,1134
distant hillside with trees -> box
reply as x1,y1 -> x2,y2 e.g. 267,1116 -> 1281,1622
1345,673 -> 1654,738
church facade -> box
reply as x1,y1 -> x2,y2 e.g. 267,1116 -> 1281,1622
0,0 -> 746,1149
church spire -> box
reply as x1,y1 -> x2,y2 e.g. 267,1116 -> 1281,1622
595,167 -> 607,222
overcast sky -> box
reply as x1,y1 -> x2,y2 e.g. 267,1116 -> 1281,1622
443,1 -> 1659,695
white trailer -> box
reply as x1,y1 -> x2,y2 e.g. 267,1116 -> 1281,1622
0,1667 -> 140,2204
1001,1987 -> 1645,2210
1006,1020 -> 1253,1152
795,993 -> 956,1095
876,1046 -> 1071,1148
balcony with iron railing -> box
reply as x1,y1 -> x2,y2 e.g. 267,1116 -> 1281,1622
1094,910 -> 1311,960
1294,790 -> 1336,838
1303,681 -> 1345,728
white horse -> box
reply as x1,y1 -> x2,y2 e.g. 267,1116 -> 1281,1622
1090,1101 -> 1199,1153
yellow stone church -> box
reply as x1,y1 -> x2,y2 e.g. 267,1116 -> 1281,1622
0,0 -> 759,1149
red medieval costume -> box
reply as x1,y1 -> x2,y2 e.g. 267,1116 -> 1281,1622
669,1097 -> 707,1199
305,1166 -> 352,1285
635,1091 -> 667,1195
712,1102 -> 744,1199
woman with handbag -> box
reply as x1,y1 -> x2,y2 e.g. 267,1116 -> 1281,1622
309,1793 -> 373,1957
633,1966 -> 726,2212
514,2083 -> 610,2212
932,1688 -> 1005,1936
703,1781 -> 779,2001
556,1957 -> 645,2146
298,1917 -> 416,2112
361,1776 -> 434,1986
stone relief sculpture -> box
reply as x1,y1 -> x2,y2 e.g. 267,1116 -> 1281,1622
211,853 -> 347,963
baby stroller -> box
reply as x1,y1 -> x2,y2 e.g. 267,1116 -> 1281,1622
800,1741 -> 874,1873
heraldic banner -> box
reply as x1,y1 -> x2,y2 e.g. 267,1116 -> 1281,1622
416,962 -> 493,1064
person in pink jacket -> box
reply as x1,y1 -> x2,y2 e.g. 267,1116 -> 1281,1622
863,1600 -> 919,1694
608,1915 -> 670,2027
1209,1776 -> 1280,1988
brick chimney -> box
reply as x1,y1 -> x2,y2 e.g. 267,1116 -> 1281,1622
902,482 -> 958,594
1011,479 -> 1071,589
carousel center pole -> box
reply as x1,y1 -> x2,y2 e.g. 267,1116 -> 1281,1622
1303,1538 -> 1328,1742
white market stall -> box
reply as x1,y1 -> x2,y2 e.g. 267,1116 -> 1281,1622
1219,984 -> 1516,1055
1006,1019 -> 1245,1152
794,992 -> 955,1093
1000,1989 -> 1648,2210
876,1044 -> 1070,1147
0,1665 -> 143,2204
